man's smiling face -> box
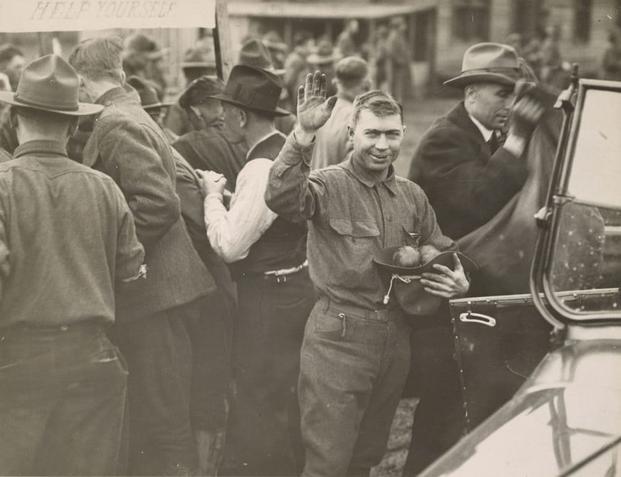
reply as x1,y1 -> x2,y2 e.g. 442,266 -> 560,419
351,109 -> 404,173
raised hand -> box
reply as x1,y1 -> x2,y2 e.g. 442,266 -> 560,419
297,71 -> 337,134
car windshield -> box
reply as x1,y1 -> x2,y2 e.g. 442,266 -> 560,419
547,85 -> 621,319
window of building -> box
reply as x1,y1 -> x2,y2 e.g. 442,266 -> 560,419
452,0 -> 491,42
574,0 -> 592,43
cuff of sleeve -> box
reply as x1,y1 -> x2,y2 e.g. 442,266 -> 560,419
283,131 -> 315,167
502,136 -> 527,158
205,192 -> 223,201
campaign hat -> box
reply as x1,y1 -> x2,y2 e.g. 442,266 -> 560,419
238,38 -> 285,76
374,248 -> 477,316
0,54 -> 102,116
210,64 -> 289,116
444,42 -> 522,88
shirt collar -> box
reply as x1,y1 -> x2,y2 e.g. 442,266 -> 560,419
14,140 -> 68,159
95,86 -> 139,106
245,130 -> 284,160
468,113 -> 494,142
344,157 -> 398,195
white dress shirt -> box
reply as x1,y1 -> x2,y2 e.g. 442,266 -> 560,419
203,132 -> 280,263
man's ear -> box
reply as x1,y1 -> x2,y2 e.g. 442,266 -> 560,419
68,117 -> 80,138
239,108 -> 248,128
119,70 -> 126,86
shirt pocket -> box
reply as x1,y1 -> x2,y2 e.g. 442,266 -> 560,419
328,217 -> 380,262
329,218 -> 380,239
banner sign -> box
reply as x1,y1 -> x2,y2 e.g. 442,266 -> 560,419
0,0 -> 216,32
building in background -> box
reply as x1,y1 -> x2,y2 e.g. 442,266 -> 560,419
227,0 -> 621,92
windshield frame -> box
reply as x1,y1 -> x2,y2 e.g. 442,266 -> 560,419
534,79 -> 621,325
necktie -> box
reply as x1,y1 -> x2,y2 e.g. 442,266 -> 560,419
487,133 -> 500,154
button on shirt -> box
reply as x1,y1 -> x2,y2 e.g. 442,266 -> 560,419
0,140 -> 145,328
266,135 -> 454,311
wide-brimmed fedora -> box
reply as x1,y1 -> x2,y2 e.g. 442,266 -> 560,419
210,64 -> 289,116
444,42 -> 522,88
307,40 -> 337,65
0,54 -> 102,116
238,38 -> 285,76
127,76 -> 172,110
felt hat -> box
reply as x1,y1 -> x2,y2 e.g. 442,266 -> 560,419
126,76 -> 172,110
0,54 -> 102,116
212,64 -> 288,116
262,31 -> 287,52
178,75 -> 224,109
444,42 -> 522,88
181,43 -> 216,69
124,33 -> 167,60
238,38 -> 285,76
374,248 -> 478,316
307,40 -> 337,65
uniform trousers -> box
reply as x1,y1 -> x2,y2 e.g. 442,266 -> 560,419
111,299 -> 204,476
299,297 -> 411,477
222,269 -> 316,476
0,323 -> 127,475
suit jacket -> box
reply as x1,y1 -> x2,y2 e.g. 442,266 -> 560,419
83,87 -> 213,322
408,101 -> 528,240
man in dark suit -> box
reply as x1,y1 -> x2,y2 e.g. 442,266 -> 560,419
69,37 -> 215,476
404,42 -> 545,474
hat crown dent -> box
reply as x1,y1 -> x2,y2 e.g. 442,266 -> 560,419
220,64 -> 284,115
16,54 -> 80,111
461,42 -> 519,72
238,38 -> 273,70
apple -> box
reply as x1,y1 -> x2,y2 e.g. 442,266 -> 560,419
392,245 -> 422,267
420,244 -> 441,264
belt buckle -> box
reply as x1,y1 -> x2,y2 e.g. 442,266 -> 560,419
276,274 -> 287,284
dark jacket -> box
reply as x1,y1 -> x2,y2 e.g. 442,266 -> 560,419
408,102 -> 528,240
173,126 -> 247,191
83,87 -> 213,321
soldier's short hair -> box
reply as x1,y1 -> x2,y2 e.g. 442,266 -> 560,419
68,36 -> 124,83
351,90 -> 403,128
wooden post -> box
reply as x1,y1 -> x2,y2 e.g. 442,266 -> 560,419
214,0 -> 232,80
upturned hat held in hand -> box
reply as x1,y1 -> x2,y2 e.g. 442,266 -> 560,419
444,42 -> 522,88
0,54 -> 102,116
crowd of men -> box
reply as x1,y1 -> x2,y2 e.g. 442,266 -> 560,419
0,26 -> 549,477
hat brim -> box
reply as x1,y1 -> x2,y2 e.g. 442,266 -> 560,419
374,248 -> 478,275
444,71 -> 519,88
265,42 -> 288,52
143,102 -> 174,110
181,62 -> 216,69
307,54 -> 336,65
145,48 -> 168,60
0,91 -> 104,116
210,93 -> 290,117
